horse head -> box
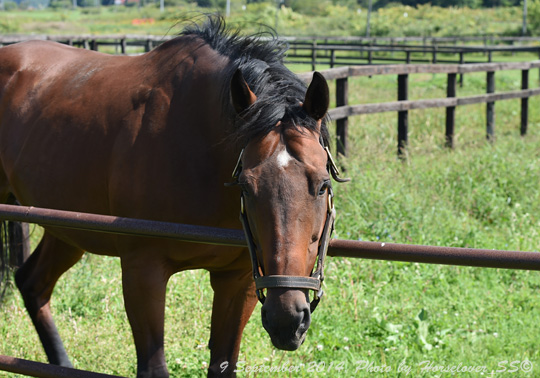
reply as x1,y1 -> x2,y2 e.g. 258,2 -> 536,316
230,70 -> 346,351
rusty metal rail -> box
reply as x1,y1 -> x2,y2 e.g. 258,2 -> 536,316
0,355 -> 126,378
327,239 -> 540,270
0,203 -> 539,271
0,203 -> 246,247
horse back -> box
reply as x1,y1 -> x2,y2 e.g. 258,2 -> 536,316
0,38 -> 240,258
0,41 -> 149,213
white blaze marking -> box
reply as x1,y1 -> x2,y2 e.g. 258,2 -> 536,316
276,149 -> 293,168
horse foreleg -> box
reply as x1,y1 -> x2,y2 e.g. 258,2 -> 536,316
14,233 -> 84,367
207,268 -> 257,378
121,254 -> 171,378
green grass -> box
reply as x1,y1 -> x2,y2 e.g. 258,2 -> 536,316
2,60 -> 540,377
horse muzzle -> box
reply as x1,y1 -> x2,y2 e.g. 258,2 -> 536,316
260,288 -> 311,351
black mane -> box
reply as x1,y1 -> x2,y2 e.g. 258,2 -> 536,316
180,16 -> 329,146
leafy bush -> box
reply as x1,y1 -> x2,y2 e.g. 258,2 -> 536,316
50,0 -> 71,9
188,0 -> 218,7
162,0 -> 190,7
528,0 -> 540,35
0,1 -> 10,9
289,0 -> 332,15
2,1 -> 18,10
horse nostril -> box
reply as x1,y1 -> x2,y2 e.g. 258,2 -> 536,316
261,306 -> 269,329
298,305 -> 311,331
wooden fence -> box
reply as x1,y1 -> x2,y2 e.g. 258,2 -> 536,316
282,35 -> 540,46
286,41 -> 540,70
7,34 -> 540,47
2,34 -> 540,69
0,34 -> 169,54
298,61 -> 540,157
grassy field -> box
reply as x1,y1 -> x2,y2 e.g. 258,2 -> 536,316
1,62 -> 540,378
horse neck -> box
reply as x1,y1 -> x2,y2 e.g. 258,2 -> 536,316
139,36 -> 242,193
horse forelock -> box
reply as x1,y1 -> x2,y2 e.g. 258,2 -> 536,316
179,16 -> 330,148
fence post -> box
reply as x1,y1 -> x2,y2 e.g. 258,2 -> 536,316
145,39 -> 153,53
397,74 -> 409,158
121,38 -> 127,55
521,69 -> 529,136
445,73 -> 457,148
90,39 -> 98,51
8,222 -> 30,268
336,77 -> 349,157
330,49 -> 336,68
486,71 -> 495,141
311,41 -> 317,71
459,52 -> 465,87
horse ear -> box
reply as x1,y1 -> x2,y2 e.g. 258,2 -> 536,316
230,69 -> 257,114
303,72 -> 329,121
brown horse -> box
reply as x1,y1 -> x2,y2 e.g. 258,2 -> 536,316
0,17 -> 342,377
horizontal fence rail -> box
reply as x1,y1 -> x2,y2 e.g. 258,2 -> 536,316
0,204 -> 539,271
0,354 -> 127,378
0,34 -> 171,54
297,61 -> 540,80
5,34 -> 540,46
280,35 -> 540,45
298,61 -> 540,156
0,204 -> 246,247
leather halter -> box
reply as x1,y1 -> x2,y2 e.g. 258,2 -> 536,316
230,144 -> 346,313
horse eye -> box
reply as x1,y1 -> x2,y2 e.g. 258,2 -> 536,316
318,180 -> 330,196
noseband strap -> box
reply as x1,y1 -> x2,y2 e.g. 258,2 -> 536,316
255,276 -> 321,291
234,146 -> 339,313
